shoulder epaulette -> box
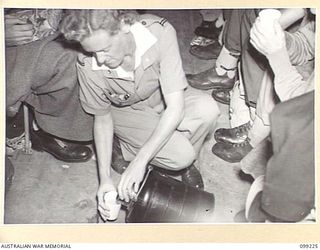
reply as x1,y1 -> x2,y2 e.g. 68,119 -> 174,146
139,14 -> 168,27
158,18 -> 168,26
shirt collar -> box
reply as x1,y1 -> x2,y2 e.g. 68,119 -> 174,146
91,21 -> 157,78
130,21 -> 157,69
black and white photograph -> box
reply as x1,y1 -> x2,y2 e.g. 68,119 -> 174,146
3,7 -> 315,225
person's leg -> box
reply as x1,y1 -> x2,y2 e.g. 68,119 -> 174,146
212,69 -> 275,163
111,103 -> 202,188
111,105 -> 195,171
199,9 -> 222,22
247,118 -> 270,148
112,88 -> 219,188
212,75 -> 252,144
191,9 -> 223,44
261,91 -> 315,222
177,87 -> 220,155
25,38 -> 93,141
143,87 -> 219,168
246,71 -> 277,147
187,9 -> 244,89
240,10 -> 269,107
112,88 -> 219,169
244,91 -> 315,222
6,36 -> 93,162
229,71 -> 252,127
189,9 -> 224,60
200,9 -> 266,107
221,9 -> 242,55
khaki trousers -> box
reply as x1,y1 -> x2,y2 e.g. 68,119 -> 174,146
111,87 -> 220,170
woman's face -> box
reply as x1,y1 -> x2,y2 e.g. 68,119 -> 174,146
81,29 -> 128,69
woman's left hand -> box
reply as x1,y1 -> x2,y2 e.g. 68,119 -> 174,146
118,156 -> 148,202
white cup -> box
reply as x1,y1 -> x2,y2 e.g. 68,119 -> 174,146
258,9 -> 282,32
103,191 -> 121,221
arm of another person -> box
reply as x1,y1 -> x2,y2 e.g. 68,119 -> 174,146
260,9 -> 314,65
250,17 -> 314,101
270,8 -> 315,65
5,14 -> 34,46
285,19 -> 315,66
278,8 -> 305,30
118,22 -> 187,202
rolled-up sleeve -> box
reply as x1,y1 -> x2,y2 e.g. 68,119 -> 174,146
158,23 -> 188,95
77,61 -> 111,116
267,49 -> 314,101
285,21 -> 315,66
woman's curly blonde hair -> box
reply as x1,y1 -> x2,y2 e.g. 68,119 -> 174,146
60,9 -> 138,42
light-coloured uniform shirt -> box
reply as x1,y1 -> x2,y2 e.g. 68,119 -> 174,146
77,14 -> 188,116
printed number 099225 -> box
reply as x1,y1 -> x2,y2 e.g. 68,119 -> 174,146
300,244 -> 318,248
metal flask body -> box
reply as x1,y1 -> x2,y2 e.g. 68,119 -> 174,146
125,169 -> 215,223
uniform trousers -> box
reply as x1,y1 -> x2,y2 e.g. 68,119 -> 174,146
111,87 -> 220,170
222,9 -> 270,107
6,35 -> 93,141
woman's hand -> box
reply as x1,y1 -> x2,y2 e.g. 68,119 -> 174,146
97,177 -> 117,221
250,17 -> 286,56
118,156 -> 148,202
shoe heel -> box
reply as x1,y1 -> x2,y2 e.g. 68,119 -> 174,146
31,142 -> 44,152
30,131 -> 44,152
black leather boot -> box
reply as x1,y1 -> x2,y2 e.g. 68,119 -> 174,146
212,139 -> 253,163
31,129 -> 93,163
194,20 -> 222,40
186,68 -> 234,90
189,41 -> 222,60
181,165 -> 204,190
211,88 -> 231,105
214,122 -> 251,144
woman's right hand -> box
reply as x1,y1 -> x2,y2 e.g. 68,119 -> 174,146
97,178 -> 117,221
5,14 -> 34,46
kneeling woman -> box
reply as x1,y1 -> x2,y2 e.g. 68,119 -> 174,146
60,9 -> 220,220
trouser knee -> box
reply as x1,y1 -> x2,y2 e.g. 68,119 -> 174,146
152,139 -> 196,171
195,95 -> 220,127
